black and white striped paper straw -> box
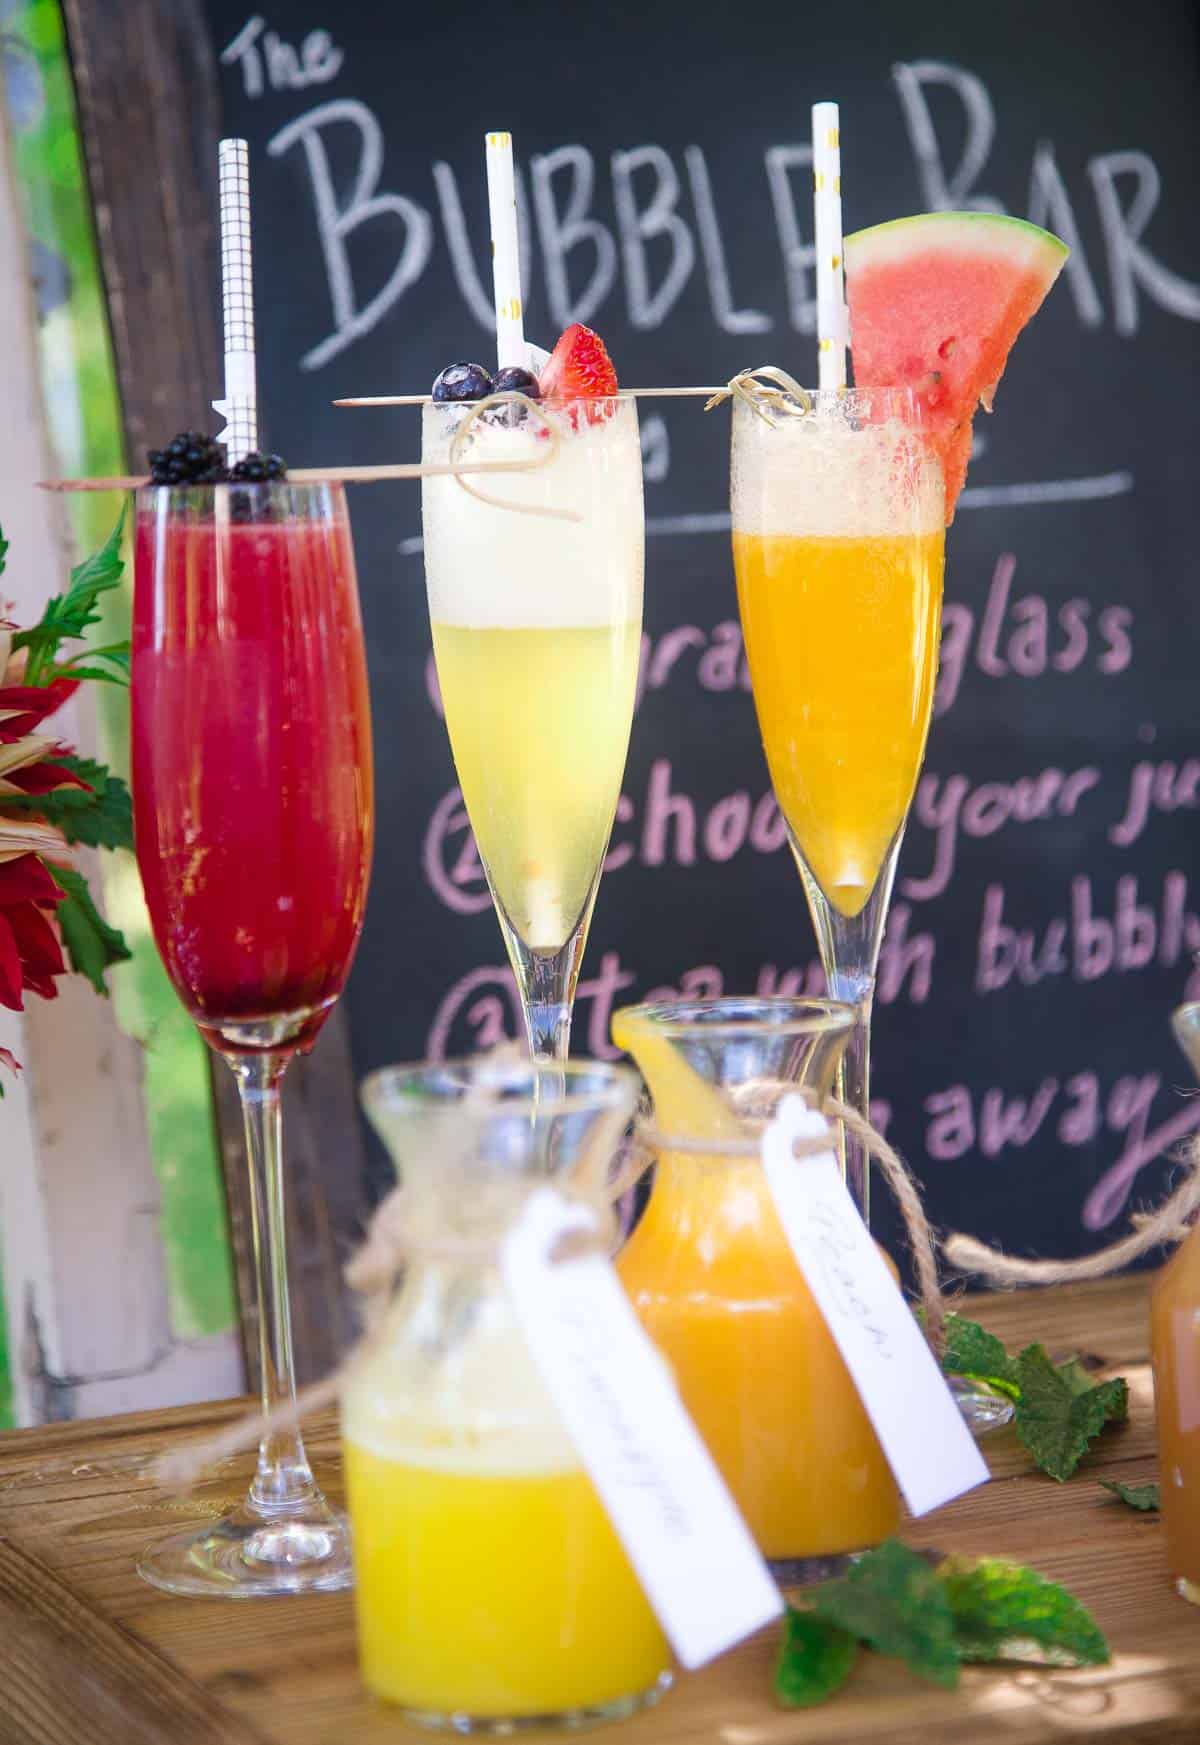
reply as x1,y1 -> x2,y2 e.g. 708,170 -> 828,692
215,138 -> 258,464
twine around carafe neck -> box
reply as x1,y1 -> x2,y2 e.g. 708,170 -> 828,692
154,1085 -> 947,1494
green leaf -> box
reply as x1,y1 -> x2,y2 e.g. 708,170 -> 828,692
12,511 -> 126,685
56,644 -> 130,686
4,758 -> 133,851
1014,1345 -> 1127,1481
1100,1479 -> 1159,1512
940,1313 -> 1022,1398
940,1556 -> 1110,1668
814,1539 -> 960,1690
0,529 -> 8,577
775,1609 -> 859,1708
48,864 -> 131,994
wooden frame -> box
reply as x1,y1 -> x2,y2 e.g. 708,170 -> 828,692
60,0 -> 366,1385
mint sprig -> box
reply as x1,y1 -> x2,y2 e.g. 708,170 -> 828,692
814,1539 -> 959,1688
937,1315 -> 1128,1480
1100,1479 -> 1159,1512
939,1311 -> 1021,1399
774,1611 -> 858,1707
1014,1345 -> 1128,1482
776,1540 -> 1109,1709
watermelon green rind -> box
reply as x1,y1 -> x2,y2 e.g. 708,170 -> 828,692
844,212 -> 1068,275
844,211 -> 1069,520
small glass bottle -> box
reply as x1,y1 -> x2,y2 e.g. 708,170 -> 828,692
343,1058 -> 672,1731
1152,1003 -> 1200,1601
613,996 -> 902,1584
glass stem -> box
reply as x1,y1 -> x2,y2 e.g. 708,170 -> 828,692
228,1049 -> 317,1514
522,944 -> 575,1064
798,833 -> 905,1227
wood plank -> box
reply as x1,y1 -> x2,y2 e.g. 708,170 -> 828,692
0,1538 -> 268,1744
0,1276 -> 1192,1745
59,0 -> 370,1389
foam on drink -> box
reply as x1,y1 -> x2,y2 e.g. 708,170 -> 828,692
423,399 -> 644,629
731,399 -> 944,541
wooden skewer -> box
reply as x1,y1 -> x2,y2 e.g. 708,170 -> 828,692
333,387 -> 727,408
37,459 -> 544,493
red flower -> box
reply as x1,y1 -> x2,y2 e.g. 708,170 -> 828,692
6,758 -> 92,797
0,678 -> 80,742
0,854 -> 66,1010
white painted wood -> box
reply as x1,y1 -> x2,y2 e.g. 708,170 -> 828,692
0,87 -> 243,1422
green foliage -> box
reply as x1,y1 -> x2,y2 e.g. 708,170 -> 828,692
940,1312 -> 1022,1398
774,1611 -> 858,1708
814,1540 -> 960,1689
11,510 -> 127,685
940,1556 -> 1109,1667
1014,1345 -> 1129,1482
3,756 -> 132,850
774,1541 -> 1110,1709
1100,1479 -> 1159,1512
49,864 -> 131,993
939,1316 -> 1128,1479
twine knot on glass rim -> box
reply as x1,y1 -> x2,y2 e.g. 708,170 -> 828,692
154,1087 -> 945,1494
704,366 -> 814,423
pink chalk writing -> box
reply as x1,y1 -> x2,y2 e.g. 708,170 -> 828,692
1108,757 -> 1200,847
975,872 -> 1200,995
936,553 -> 1134,716
422,786 -> 491,915
903,765 -> 1101,902
421,763 -> 788,915
924,1069 -> 1200,1229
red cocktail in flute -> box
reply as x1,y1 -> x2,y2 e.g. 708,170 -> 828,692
131,462 -> 373,1597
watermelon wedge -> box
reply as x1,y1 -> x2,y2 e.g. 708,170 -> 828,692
844,213 -> 1068,518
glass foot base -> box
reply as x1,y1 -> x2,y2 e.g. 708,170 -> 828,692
394,1672 -> 672,1734
137,1494 -> 353,1598
950,1375 -> 1016,1436
769,1551 -> 859,1588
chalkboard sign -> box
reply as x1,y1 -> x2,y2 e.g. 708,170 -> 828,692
201,0 -> 1200,1263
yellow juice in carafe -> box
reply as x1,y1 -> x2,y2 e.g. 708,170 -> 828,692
344,1434 -> 668,1716
613,1012 -> 900,1564
342,1264 -> 669,1720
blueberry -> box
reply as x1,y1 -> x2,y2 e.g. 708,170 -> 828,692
431,361 -> 494,403
492,367 -> 541,400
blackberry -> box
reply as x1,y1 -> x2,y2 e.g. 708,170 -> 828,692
229,450 -> 288,483
147,430 -> 228,486
432,361 -> 493,403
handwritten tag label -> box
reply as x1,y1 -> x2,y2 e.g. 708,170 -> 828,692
761,1097 -> 989,1517
502,1188 -> 782,1670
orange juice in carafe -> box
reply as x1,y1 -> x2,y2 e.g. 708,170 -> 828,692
613,998 -> 901,1578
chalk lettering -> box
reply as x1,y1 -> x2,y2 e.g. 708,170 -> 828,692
268,100 -> 432,370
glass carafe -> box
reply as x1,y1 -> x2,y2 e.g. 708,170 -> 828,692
612,996 -> 901,1583
344,1058 -> 672,1731
1152,1003 -> 1200,1602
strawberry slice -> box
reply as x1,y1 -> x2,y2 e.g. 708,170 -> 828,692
538,324 -> 619,402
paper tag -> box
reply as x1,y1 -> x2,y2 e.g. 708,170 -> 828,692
761,1097 -> 989,1517
501,1188 -> 782,1670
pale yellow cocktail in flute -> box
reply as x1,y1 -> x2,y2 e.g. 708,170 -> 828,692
422,388 -> 643,1060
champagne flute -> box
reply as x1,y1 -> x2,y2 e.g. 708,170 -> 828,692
730,384 -> 1011,1432
422,396 -> 642,1062
131,479 -> 374,1594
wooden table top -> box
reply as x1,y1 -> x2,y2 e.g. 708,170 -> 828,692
0,1273 -> 1193,1744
